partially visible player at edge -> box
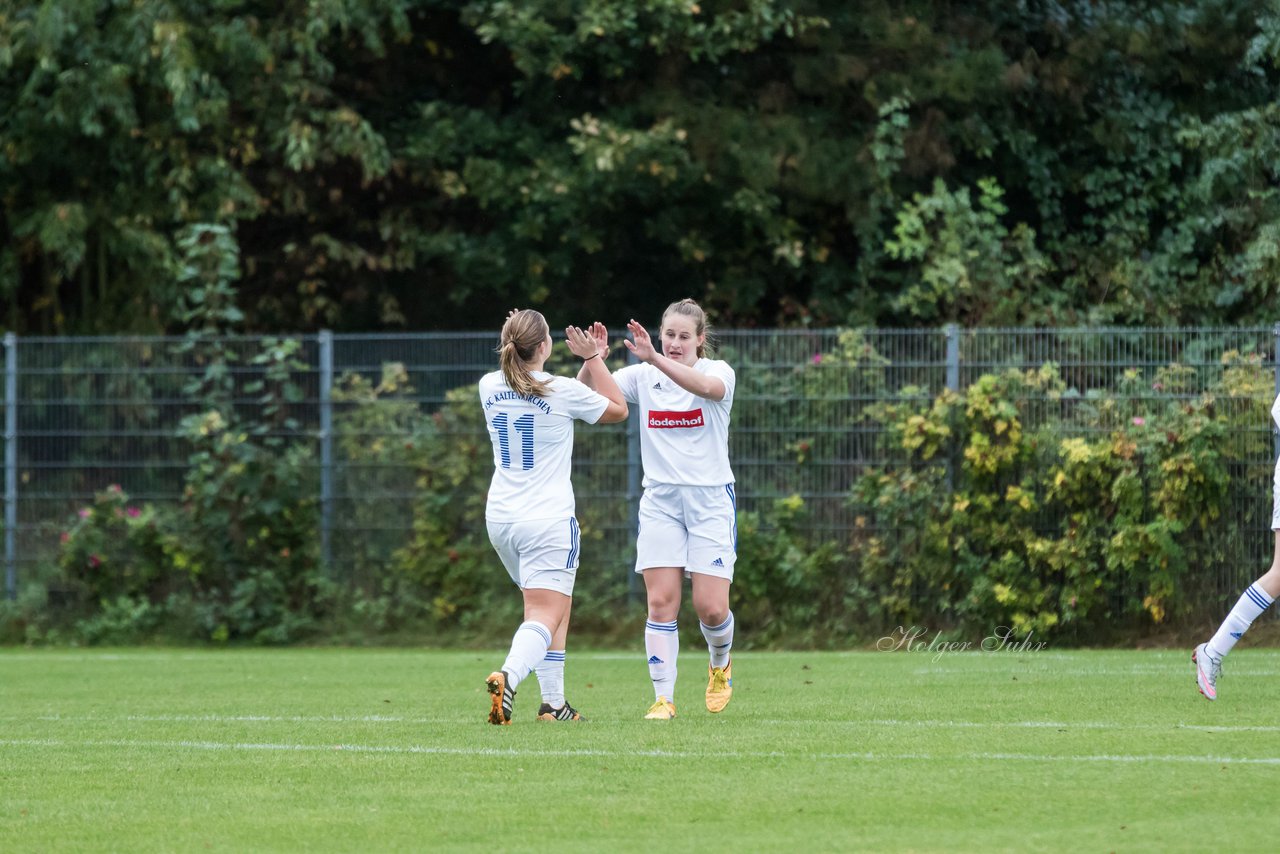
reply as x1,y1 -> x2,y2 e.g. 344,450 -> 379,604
481,309 -> 628,725
579,299 -> 737,720
1192,391 -> 1280,700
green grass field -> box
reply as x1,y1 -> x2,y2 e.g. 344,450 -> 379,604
2,646 -> 1277,852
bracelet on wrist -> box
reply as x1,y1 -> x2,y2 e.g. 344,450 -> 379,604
582,353 -> 600,362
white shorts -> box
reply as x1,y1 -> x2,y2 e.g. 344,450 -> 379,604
486,516 -> 581,596
634,483 -> 737,580
1272,456 -> 1280,530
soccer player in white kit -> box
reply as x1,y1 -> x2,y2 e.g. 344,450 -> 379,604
1192,392 -> 1280,699
579,299 -> 738,719
481,310 -> 628,725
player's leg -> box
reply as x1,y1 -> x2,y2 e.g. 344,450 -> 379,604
1194,529 -> 1280,700
688,484 -> 737,712
692,574 -> 734,712
486,518 -> 576,724
643,567 -> 683,719
635,486 -> 688,719
535,598 -> 586,721
1193,458 -> 1280,701
488,587 -> 570,724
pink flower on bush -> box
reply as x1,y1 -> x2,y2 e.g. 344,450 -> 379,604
126,507 -> 141,518
88,554 -> 101,568
1132,417 -> 1146,427
811,353 -> 823,365
59,531 -> 70,544
78,508 -> 91,519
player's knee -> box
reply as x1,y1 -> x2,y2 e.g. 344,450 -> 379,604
1261,563 -> 1280,592
646,587 -> 679,619
646,599 -> 678,621
697,605 -> 728,627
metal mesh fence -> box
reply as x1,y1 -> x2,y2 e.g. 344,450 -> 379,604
4,326 -> 1277,614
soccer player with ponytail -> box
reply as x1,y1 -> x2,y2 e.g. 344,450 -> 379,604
480,309 -> 628,724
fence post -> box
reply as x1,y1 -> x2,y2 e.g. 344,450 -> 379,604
4,333 -> 15,601
318,330 -> 334,575
1274,323 -> 1280,463
945,323 -> 960,393
944,324 -> 960,495
625,340 -> 641,605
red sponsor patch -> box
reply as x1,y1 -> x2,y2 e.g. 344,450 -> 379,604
648,409 -> 705,429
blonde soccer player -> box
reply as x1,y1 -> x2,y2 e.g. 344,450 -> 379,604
579,299 -> 737,719
1192,391 -> 1280,700
480,309 -> 628,724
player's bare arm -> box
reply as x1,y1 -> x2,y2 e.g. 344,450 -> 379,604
566,324 -> 628,423
624,319 -> 726,401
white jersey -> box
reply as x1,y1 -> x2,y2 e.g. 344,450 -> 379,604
479,370 -> 610,523
614,359 -> 735,487
1272,392 -> 1280,432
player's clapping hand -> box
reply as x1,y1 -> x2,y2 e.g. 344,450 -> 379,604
623,319 -> 656,363
564,325 -> 601,360
587,322 -> 610,360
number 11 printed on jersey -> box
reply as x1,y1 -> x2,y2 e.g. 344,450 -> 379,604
492,413 -> 535,469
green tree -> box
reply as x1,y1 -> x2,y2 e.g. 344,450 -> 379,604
2,1 -> 1278,332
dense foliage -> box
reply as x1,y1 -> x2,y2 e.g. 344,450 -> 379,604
849,359 -> 1266,642
3,1 -> 1279,333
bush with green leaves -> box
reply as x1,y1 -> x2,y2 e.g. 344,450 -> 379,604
57,485 -> 170,606
733,493 -> 862,647
172,402 -> 326,644
851,357 -> 1260,641
386,384 -> 504,632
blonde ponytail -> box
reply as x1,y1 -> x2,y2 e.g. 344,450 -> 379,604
497,310 -> 553,398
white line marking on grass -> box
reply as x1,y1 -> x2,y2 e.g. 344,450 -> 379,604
31,713 -> 481,726
861,719 -> 1280,733
3,738 -> 1279,765
908,666 -> 1280,676
17,713 -> 1280,734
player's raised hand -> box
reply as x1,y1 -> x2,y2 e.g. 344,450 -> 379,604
587,322 -> 610,360
623,319 -> 656,362
564,325 -> 601,361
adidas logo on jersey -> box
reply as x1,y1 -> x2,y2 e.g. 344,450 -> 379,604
711,557 -> 724,567
652,382 -> 662,389
647,655 -> 664,665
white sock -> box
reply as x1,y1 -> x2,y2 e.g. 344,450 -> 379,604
534,649 -> 566,708
700,612 -> 734,670
500,621 -> 552,691
1207,583 -> 1274,660
645,619 -> 679,701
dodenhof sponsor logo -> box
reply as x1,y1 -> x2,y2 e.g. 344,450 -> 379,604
648,409 -> 705,428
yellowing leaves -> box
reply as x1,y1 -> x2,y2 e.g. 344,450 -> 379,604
1059,437 -> 1093,465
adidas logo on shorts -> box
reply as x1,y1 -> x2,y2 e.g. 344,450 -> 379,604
652,382 -> 662,389
712,557 -> 724,567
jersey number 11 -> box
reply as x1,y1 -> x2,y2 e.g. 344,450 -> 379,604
492,413 -> 535,470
